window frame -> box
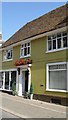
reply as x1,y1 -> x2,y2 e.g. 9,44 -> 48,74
0,69 -> 17,91
3,48 -> 13,61
20,42 -> 31,58
47,31 -> 68,53
46,62 -> 67,92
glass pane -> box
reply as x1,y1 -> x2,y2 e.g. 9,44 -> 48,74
5,72 -> 9,90
53,40 -> 56,49
21,49 -> 23,56
0,72 -> 3,88
49,70 -> 66,90
10,71 -> 16,90
57,38 -> 61,49
24,47 -> 27,56
22,45 -> 24,48
48,40 -> 52,50
48,36 -> 51,40
57,33 -> 61,38
28,47 -> 30,55
62,32 -> 67,36
7,50 -> 12,59
28,43 -> 30,46
25,44 -> 26,47
63,37 -> 67,48
49,65 -> 58,70
52,35 -> 56,39
49,64 -> 66,70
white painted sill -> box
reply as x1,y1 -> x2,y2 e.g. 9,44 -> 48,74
20,55 -> 31,59
3,59 -> 13,62
46,89 -> 67,93
46,47 -> 68,53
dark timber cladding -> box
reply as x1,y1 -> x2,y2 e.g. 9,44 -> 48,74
2,4 -> 68,48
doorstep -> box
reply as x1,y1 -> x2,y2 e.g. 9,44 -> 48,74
0,89 -> 12,95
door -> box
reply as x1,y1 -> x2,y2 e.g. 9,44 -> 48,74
25,70 -> 28,92
22,71 -> 25,94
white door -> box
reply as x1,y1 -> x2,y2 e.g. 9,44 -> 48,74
22,71 -> 25,94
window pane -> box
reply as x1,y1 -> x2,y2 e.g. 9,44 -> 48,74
5,72 -> 9,90
53,40 -> 56,49
49,64 -> 66,70
22,45 -> 24,48
24,47 -> 27,56
63,37 -> 67,48
0,72 -> 3,88
62,32 -> 67,36
25,44 -> 26,47
21,49 -> 24,56
10,71 -> 16,90
28,47 -> 30,55
48,36 -> 51,40
57,33 -> 61,38
48,41 -> 52,50
52,35 -> 56,39
6,50 -> 12,59
28,43 -> 30,46
7,52 -> 11,59
49,70 -> 66,90
57,38 -> 61,49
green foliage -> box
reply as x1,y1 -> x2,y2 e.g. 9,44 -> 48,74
12,82 -> 16,95
12,82 -> 16,91
30,83 -> 33,94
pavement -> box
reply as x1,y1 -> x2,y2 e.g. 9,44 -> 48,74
0,92 -> 68,119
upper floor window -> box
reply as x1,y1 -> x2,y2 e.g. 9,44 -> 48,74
20,42 -> 30,57
4,49 -> 12,60
47,31 -> 68,51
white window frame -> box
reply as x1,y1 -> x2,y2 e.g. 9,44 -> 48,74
46,31 -> 68,53
3,48 -> 13,61
0,69 -> 17,91
46,62 -> 67,92
20,42 -> 31,58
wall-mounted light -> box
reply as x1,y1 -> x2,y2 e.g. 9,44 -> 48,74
17,68 -> 20,75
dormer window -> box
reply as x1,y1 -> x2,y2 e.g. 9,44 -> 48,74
20,42 -> 30,58
47,31 -> 68,52
4,49 -> 12,61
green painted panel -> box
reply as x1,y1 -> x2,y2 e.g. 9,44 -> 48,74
31,36 -> 67,97
31,62 -> 45,94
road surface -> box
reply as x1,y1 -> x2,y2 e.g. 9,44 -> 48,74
2,109 -> 19,118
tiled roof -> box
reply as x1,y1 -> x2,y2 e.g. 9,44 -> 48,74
2,4 -> 68,48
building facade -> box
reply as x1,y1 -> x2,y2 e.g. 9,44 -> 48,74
0,4 -> 68,105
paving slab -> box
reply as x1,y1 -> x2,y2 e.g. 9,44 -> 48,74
0,92 -> 68,119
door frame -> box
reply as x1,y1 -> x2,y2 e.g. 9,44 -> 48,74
21,67 -> 31,94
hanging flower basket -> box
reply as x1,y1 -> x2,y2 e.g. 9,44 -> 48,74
15,59 -> 32,66
26,59 -> 32,64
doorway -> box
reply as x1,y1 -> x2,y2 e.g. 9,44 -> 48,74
25,70 -> 29,92
22,70 -> 29,94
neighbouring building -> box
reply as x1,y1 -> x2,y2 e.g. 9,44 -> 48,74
0,33 -> 2,46
0,4 -> 68,105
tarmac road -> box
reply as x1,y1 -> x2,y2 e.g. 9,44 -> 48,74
2,109 -> 19,118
